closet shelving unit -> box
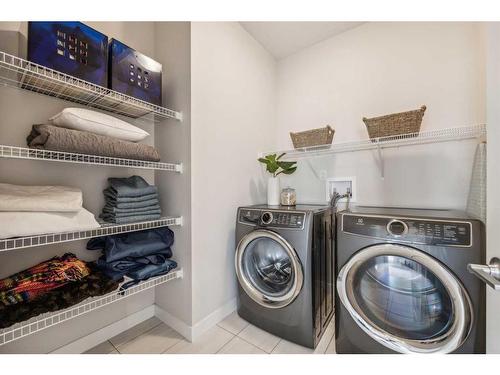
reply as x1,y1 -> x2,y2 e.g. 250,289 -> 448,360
0,50 -> 184,348
0,216 -> 183,252
0,145 -> 183,172
0,51 -> 183,122
263,124 -> 486,178
0,269 -> 183,346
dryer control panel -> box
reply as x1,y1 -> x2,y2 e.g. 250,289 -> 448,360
238,209 -> 305,229
342,214 -> 472,247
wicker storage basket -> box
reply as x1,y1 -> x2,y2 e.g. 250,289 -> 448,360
363,105 -> 426,140
290,125 -> 335,149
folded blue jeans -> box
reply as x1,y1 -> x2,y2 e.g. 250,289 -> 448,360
87,227 -> 175,263
121,259 -> 178,290
107,176 -> 158,198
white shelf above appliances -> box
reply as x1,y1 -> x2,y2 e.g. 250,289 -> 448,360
262,125 -> 486,178
0,269 -> 183,347
0,51 -> 182,123
264,125 -> 486,159
0,216 -> 183,252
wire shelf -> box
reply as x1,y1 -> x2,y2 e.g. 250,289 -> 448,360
263,125 -> 487,159
0,144 -> 183,172
0,216 -> 183,253
0,269 -> 183,346
0,51 -> 182,123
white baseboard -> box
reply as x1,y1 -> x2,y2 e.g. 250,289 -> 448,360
191,297 -> 237,341
154,305 -> 193,341
51,305 -> 155,354
155,298 -> 237,342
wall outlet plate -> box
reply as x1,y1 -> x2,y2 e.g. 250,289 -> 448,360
325,176 -> 357,203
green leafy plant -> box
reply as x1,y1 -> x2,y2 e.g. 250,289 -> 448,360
258,153 -> 297,178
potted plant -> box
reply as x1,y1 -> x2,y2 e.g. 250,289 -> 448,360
258,153 -> 297,206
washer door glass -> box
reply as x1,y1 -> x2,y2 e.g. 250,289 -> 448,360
236,229 -> 304,308
337,244 -> 472,354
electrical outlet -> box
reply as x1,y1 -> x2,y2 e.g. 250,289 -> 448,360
325,177 -> 357,202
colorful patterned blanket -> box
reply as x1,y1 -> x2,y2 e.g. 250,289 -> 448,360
0,253 -> 90,307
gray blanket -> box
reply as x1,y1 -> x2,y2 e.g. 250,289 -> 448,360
27,124 -> 161,162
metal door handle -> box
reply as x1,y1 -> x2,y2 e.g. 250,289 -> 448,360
468,257 -> 500,290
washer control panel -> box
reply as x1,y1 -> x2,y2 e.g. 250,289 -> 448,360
239,209 -> 305,229
342,214 -> 472,247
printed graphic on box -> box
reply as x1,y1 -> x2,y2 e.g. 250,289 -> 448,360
28,22 -> 108,87
109,39 -> 162,106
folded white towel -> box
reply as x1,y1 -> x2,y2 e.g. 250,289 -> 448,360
0,183 -> 83,212
0,208 -> 100,239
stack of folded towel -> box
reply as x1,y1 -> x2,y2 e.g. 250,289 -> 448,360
26,107 -> 161,162
87,227 -> 177,290
99,175 -> 161,224
0,182 -> 100,239
0,253 -> 121,328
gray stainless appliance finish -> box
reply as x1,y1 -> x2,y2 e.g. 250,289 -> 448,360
335,206 -> 486,354
235,204 -> 334,348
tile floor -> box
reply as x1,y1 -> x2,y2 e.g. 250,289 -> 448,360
84,312 -> 336,354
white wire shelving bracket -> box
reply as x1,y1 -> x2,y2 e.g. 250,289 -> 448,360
0,269 -> 183,346
0,216 -> 183,252
0,51 -> 182,123
262,125 -> 486,179
0,145 -> 183,172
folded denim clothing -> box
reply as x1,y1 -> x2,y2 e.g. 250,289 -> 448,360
101,209 -> 162,219
87,227 -> 175,263
102,204 -> 161,215
95,251 -> 172,280
121,259 -> 178,290
0,208 -> 100,240
103,189 -> 158,204
106,176 -> 158,198
127,259 -> 177,280
99,213 -> 162,224
0,183 -> 82,212
105,198 -> 160,209
27,124 -> 161,162
0,263 -> 121,329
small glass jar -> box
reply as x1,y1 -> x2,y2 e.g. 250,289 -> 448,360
280,187 -> 297,206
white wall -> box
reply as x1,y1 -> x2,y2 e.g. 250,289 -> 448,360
275,22 -> 485,209
486,22 -> 500,354
0,22 -> 159,353
190,22 -> 276,326
154,22 -> 193,329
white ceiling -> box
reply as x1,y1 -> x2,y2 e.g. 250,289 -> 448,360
240,22 -> 364,60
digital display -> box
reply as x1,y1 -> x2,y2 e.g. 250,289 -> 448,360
342,215 -> 472,247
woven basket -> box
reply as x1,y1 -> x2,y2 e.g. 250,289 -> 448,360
363,105 -> 426,140
290,125 -> 335,149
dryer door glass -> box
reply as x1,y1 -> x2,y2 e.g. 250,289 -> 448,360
236,229 -> 304,308
337,244 -> 472,353
352,255 -> 453,340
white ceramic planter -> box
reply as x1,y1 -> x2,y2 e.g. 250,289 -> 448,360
267,176 -> 281,206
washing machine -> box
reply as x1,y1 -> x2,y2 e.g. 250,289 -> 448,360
235,204 -> 334,348
335,206 -> 486,354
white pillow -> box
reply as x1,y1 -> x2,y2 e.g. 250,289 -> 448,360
49,108 -> 150,142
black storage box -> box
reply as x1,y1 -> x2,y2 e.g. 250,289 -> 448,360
27,21 -> 108,87
108,39 -> 162,106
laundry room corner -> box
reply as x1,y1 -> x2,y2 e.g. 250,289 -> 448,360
189,22 -> 278,338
